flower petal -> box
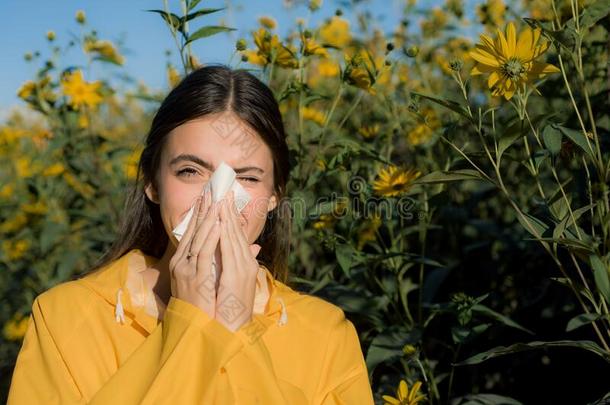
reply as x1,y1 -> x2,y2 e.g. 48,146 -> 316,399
469,47 -> 501,67
496,27 -> 510,58
515,27 -> 535,61
409,381 -> 423,401
470,63 -> 497,75
506,22 -> 517,56
398,379 -> 408,400
381,395 -> 401,405
488,70 -> 501,88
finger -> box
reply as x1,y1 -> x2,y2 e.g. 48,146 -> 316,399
226,191 -> 250,265
190,198 -> 219,262
186,188 -> 212,263
249,244 -> 262,258
196,205 -> 221,285
219,199 -> 238,275
175,195 -> 203,260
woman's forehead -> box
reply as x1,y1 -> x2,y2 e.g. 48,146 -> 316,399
164,115 -> 272,171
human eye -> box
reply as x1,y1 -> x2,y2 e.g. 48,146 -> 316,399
177,167 -> 198,177
239,176 -> 260,183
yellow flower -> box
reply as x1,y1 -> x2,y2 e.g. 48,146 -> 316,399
124,147 -> 142,180
61,70 -> 103,109
357,214 -> 382,250
303,36 -> 329,58
382,380 -> 426,405
313,214 -> 335,230
347,67 -> 372,90
477,0 -> 506,28
242,49 -> 267,66
318,59 -> 340,76
358,124 -> 380,139
0,213 -> 27,233
319,16 -> 351,48
167,64 -> 181,88
3,239 -> 30,261
408,107 -> 439,145
83,39 -> 125,65
0,183 -> 14,199
313,200 -> 348,229
31,128 -> 53,150
42,162 -> 66,177
373,165 -> 421,197
17,75 -> 54,102
3,314 -> 29,341
344,48 -> 384,93
258,16 -> 277,30
469,22 -> 560,100
15,157 -> 41,178
17,81 -> 36,99
247,28 -> 298,68
21,200 -> 48,215
301,107 -> 326,126
421,8 -> 448,38
63,172 -> 95,198
1,127 -> 26,145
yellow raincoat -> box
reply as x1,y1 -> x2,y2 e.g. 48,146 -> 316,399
7,248 -> 374,404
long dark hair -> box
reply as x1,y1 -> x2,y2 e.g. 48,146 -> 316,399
82,65 -> 292,283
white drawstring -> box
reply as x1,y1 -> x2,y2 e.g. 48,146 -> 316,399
277,297 -> 288,326
115,288 -> 125,324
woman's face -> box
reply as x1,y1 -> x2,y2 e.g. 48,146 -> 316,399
145,112 -> 278,249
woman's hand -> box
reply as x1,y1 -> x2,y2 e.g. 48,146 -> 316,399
215,190 -> 262,332
169,188 -> 221,319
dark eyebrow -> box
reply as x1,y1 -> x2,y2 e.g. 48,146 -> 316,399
169,154 -> 265,174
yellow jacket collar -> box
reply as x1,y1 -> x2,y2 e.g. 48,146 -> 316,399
78,248 -> 295,334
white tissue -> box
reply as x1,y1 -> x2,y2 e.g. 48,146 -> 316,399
172,160 -> 252,241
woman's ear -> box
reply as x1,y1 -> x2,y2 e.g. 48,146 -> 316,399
144,182 -> 160,204
267,194 -> 278,213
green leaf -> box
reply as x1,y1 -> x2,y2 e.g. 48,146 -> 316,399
184,8 -> 225,22
186,0 -> 203,11
579,0 -> 610,31
523,18 -> 577,51
497,131 -> 523,164
411,91 -> 475,124
185,26 -> 237,46
542,125 -> 562,156
590,254 -> 610,305
414,169 -> 484,184
335,243 -> 355,277
473,304 -> 534,335
554,124 -> 594,159
566,313 -> 606,332
455,340 -> 610,366
365,329 -> 419,376
515,211 -> 550,239
147,9 -> 183,32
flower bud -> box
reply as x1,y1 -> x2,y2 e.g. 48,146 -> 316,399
405,45 -> 419,57
236,38 -> 247,51
75,10 -> 86,24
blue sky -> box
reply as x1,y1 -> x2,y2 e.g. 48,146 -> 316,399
0,0 -> 453,116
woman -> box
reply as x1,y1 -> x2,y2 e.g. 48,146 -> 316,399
7,65 -> 374,404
